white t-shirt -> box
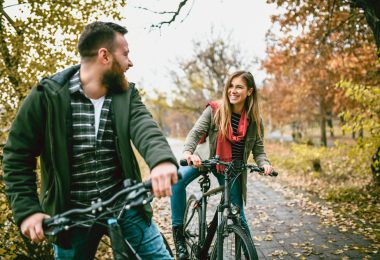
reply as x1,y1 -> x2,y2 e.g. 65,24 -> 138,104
90,96 -> 105,136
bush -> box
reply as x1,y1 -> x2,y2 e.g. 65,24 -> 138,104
0,179 -> 53,258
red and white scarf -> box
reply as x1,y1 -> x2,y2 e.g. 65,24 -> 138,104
203,101 -> 249,172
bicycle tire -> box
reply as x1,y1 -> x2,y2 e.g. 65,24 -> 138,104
183,194 -> 202,259
210,224 -> 257,260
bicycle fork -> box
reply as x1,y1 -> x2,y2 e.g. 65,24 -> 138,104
108,218 -> 141,260
216,204 -> 226,260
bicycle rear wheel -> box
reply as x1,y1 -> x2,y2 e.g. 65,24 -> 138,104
183,194 -> 202,259
210,224 -> 257,260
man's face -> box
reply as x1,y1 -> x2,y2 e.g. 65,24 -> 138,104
111,33 -> 133,72
101,33 -> 133,92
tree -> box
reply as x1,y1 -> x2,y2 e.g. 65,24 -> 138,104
338,81 -> 380,184
263,1 -> 376,145
170,32 -> 250,117
266,0 -> 379,58
264,0 -> 380,185
145,92 -> 196,138
144,90 -> 171,135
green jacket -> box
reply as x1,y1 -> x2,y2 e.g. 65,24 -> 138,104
183,106 -> 271,202
3,65 -> 178,227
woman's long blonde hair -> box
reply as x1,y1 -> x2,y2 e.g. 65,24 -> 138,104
214,71 -> 262,140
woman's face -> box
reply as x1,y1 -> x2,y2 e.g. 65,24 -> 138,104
228,76 -> 253,108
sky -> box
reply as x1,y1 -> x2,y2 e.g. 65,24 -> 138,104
3,0 -> 278,96
121,0 -> 278,95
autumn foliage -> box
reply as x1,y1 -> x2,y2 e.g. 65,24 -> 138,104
262,0 -> 379,146
0,1 -> 127,257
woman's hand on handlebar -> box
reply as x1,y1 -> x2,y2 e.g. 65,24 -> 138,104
182,151 -> 202,168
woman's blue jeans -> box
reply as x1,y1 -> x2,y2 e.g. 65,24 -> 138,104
53,208 -> 172,259
171,166 -> 251,235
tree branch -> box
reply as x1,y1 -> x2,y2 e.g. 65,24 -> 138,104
3,2 -> 28,9
0,5 -> 22,35
149,0 -> 193,29
351,0 -> 380,56
1,6 -> 14,30
321,12 -> 357,44
0,16 -> 19,88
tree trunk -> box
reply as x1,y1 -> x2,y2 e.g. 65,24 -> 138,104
320,100 -> 327,147
371,147 -> 380,186
321,116 -> 327,146
339,115 -> 345,136
353,0 -> 380,57
327,111 -> 334,137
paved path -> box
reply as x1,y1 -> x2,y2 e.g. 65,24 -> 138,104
246,175 -> 376,259
158,138 -> 379,259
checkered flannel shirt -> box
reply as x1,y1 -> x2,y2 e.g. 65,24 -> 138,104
68,71 -> 122,208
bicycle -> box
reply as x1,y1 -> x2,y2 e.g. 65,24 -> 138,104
43,178 -> 174,260
181,156 -> 278,260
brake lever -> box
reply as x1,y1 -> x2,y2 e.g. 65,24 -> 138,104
43,217 -> 71,236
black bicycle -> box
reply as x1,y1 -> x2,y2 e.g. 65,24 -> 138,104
43,178 -> 173,260
181,156 -> 278,260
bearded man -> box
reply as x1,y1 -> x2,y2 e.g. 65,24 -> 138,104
3,21 -> 177,259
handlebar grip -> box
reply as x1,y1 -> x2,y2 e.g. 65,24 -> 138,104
180,159 -> 189,166
42,217 -> 53,229
270,171 -> 279,177
143,179 -> 152,189
42,218 -> 51,231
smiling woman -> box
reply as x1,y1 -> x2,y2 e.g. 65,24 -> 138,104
169,70 -> 273,259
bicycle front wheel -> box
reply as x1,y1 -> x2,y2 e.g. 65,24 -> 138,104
160,232 -> 174,257
210,224 -> 258,260
183,194 -> 202,259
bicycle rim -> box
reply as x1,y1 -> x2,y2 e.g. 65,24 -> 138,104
183,195 -> 202,259
210,224 -> 258,260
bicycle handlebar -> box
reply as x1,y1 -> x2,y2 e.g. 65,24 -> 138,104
179,157 -> 278,177
43,174 -> 182,236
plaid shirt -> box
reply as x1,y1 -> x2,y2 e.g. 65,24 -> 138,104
69,72 -> 122,208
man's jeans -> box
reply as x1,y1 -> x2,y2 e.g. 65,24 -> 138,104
170,166 -> 251,234
53,209 -> 172,259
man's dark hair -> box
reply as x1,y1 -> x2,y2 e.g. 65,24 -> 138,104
78,21 -> 128,58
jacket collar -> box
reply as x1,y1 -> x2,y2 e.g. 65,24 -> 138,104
39,65 -> 80,92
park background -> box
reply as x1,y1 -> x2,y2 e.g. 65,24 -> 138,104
0,0 -> 379,258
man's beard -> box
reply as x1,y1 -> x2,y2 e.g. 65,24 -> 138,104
101,59 -> 128,93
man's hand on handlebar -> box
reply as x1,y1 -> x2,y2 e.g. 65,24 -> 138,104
150,161 -> 178,198
182,151 -> 202,168
20,212 -> 50,243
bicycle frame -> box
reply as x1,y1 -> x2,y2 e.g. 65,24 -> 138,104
190,165 -> 242,259
183,157 -> 277,259
107,217 -> 141,260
